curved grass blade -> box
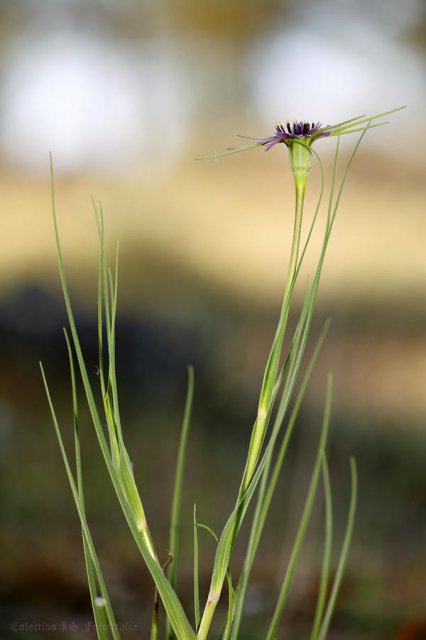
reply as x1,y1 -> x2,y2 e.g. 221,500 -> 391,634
197,523 -> 219,542
310,456 -> 333,640
317,458 -> 357,640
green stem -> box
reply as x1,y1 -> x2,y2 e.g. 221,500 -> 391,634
197,597 -> 217,640
238,170 -> 306,500
197,166 -> 309,640
285,176 -> 306,296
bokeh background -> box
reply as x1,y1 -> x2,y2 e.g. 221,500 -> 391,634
0,1 -> 425,639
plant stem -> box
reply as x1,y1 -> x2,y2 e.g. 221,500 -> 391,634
284,176 -> 306,301
239,171 -> 306,500
197,167 -> 309,640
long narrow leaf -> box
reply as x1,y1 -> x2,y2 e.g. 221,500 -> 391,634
64,329 -> 109,636
311,456 -> 333,640
317,458 -> 357,640
165,366 -> 194,640
167,367 -> 195,582
94,598 -> 111,640
195,521 -> 235,640
95,210 -> 155,557
41,363 -> 120,640
221,571 -> 236,640
193,505 -> 201,631
152,555 -> 173,640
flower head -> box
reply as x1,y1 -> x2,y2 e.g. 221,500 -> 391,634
199,107 -> 405,160
262,120 -> 328,151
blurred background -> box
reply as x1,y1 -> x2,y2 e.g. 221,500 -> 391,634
0,1 -> 425,638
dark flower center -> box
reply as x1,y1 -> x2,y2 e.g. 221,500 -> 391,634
275,121 -> 320,138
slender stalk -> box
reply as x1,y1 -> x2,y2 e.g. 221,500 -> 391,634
239,168 -> 307,502
197,164 -> 310,640
284,176 -> 306,301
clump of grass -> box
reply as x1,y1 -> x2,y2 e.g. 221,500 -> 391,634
41,107 -> 403,639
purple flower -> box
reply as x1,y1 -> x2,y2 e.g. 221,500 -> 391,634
199,107 -> 405,160
261,120 -> 329,151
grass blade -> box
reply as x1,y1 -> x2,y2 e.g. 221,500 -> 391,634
195,521 -> 235,640
94,598 -> 111,640
328,106 -> 405,134
193,505 -> 201,632
64,329 -> 108,636
165,366 -> 194,640
167,368 -> 195,582
310,456 -> 333,640
152,555 -> 173,640
41,363 -> 121,640
221,570 -> 236,640
317,458 -> 358,640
